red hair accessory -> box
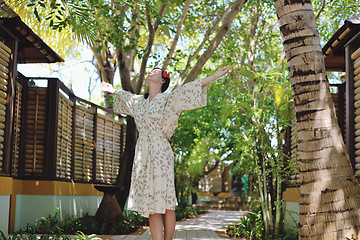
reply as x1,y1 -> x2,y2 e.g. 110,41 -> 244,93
163,71 -> 170,79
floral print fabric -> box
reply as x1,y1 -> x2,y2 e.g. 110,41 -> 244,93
113,78 -> 207,218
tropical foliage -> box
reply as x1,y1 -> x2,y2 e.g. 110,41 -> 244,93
7,0 -> 360,238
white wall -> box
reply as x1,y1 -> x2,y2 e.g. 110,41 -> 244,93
284,201 -> 299,231
14,195 -> 102,232
0,195 -> 10,235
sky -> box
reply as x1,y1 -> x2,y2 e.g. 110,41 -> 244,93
17,45 -> 121,105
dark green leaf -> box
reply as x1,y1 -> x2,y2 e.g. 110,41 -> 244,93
123,45 -> 131,52
34,8 -> 41,22
135,29 -> 140,38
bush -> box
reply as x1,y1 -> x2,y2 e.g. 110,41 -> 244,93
23,206 -> 206,236
123,211 -> 149,227
226,209 -> 264,240
0,231 -> 72,240
25,209 -> 143,235
175,206 -> 207,221
226,209 -> 298,240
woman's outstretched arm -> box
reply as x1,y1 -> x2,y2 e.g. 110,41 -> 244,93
201,66 -> 231,87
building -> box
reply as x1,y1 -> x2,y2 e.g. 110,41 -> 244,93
0,2 -> 125,233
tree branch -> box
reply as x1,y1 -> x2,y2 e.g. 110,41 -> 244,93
162,0 -> 192,71
315,0 -> 326,21
177,1 -> 236,85
89,42 -> 108,82
183,0 -> 247,84
128,0 -> 142,72
135,2 -> 167,93
204,160 -> 220,175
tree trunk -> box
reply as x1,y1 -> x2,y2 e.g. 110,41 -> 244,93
116,116 -> 137,210
274,0 -> 360,239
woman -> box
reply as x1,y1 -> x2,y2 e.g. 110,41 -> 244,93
101,66 -> 230,240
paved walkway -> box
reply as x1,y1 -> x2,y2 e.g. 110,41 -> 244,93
101,210 -> 247,240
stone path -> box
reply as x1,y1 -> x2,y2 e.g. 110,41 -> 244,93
100,210 -> 247,240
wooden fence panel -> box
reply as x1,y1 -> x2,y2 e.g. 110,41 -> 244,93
0,41 -> 10,172
56,93 -> 73,179
8,77 -> 125,182
96,115 -> 122,184
74,104 -> 95,182
24,87 -> 47,177
351,47 -> 360,176
11,83 -> 22,176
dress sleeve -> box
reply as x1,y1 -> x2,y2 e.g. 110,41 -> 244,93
166,78 -> 207,113
113,89 -> 140,117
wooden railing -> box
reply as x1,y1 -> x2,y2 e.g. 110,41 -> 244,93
7,77 -> 125,184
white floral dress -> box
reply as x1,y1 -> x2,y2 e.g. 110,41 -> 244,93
113,78 -> 207,218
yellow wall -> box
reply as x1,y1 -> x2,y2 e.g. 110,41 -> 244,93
0,177 -> 102,196
0,177 -> 103,232
283,187 -> 300,202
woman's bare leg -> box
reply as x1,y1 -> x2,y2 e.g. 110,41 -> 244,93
164,209 -> 176,240
149,213 -> 164,240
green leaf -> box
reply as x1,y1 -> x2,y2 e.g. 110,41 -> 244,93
135,28 -> 140,38
123,45 -> 131,52
34,8 -> 41,22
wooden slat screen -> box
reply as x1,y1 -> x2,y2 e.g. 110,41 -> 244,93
11,83 -> 22,176
0,41 -> 10,172
10,77 -> 125,182
96,115 -> 122,183
74,104 -> 95,182
351,47 -> 360,176
56,93 -> 73,179
24,87 -> 47,177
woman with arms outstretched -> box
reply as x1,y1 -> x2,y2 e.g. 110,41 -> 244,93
101,66 -> 230,240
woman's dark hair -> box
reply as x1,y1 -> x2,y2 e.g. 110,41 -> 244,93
144,67 -> 170,99
154,67 -> 170,93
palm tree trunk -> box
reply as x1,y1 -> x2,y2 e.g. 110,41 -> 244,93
274,0 -> 360,239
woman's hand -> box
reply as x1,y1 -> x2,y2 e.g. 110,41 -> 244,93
213,67 -> 231,79
100,82 -> 116,94
202,66 -> 231,87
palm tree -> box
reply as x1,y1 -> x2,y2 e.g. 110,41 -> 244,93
274,0 -> 360,238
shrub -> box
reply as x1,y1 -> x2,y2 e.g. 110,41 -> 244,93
226,209 -> 264,240
226,209 -> 298,240
25,210 -> 141,235
0,231 -> 72,240
23,206 -> 206,236
175,206 -> 207,221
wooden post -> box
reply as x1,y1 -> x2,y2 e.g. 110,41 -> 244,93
345,44 -> 356,171
44,79 -> 60,180
70,97 -> 76,180
120,117 -> 124,156
338,83 -> 345,140
92,106 -> 98,182
18,77 -> 28,179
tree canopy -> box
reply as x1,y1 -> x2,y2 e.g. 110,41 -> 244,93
13,0 -> 360,237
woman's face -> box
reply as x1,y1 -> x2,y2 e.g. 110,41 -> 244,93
146,68 -> 164,85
